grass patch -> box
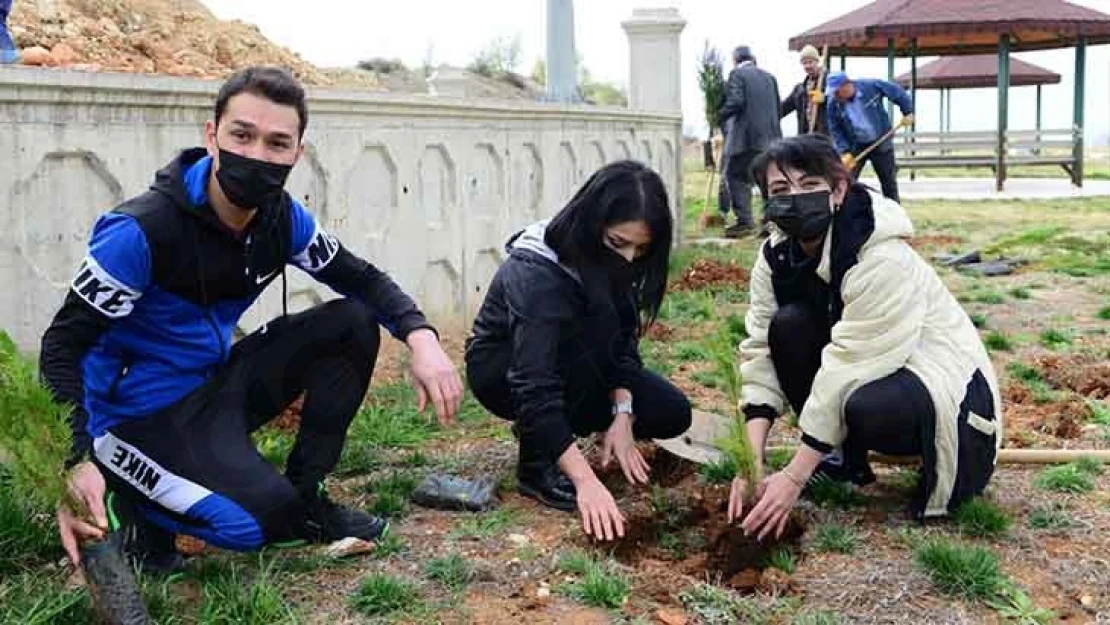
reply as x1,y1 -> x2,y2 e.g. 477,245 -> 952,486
556,550 -> 631,610
366,471 -> 419,518
640,340 -> 675,377
969,313 -> 988,329
675,341 -> 711,362
372,533 -> 406,558
423,553 -> 475,592
1027,504 -> 1074,531
679,581 -> 799,625
347,383 -> 439,449
451,507 -> 521,539
987,583 -> 1057,625
812,524 -> 860,554
765,447 -> 793,472
983,331 -> 1013,352
700,455 -> 738,484
765,547 -> 796,574
1039,328 -> 1073,350
1097,305 -> 1110,320
659,290 -> 716,323
1033,462 -> 1096,493
913,538 -> 1005,600
953,497 -> 1012,539
1006,362 -> 1057,403
792,612 -> 848,625
197,560 -> 298,624
803,474 -> 867,508
0,472 -> 57,575
973,291 -> 1006,305
350,573 -> 423,618
252,428 -> 294,469
1009,287 -> 1032,300
0,572 -> 91,624
1088,399 -> 1110,426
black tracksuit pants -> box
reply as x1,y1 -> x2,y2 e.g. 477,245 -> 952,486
767,303 -> 933,467
93,299 -> 379,551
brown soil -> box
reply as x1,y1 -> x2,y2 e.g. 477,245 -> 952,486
672,259 -> 750,292
909,234 -> 964,251
1003,383 -> 1093,445
643,321 -> 676,342
1033,353 -> 1110,399
699,213 -> 727,229
602,449 -> 806,593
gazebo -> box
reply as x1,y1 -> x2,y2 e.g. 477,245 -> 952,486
788,0 -> 1110,190
895,55 -> 1060,135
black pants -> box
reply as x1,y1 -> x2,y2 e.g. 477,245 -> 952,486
851,146 -> 900,203
466,342 -> 691,473
768,304 -> 933,468
93,299 -> 380,551
722,149 -> 760,227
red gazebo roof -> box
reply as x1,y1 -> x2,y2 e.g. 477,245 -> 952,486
789,0 -> 1110,57
895,55 -> 1062,89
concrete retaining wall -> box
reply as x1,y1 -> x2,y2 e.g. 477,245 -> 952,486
0,68 -> 683,350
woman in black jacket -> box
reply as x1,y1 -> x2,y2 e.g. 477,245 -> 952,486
465,160 -> 692,541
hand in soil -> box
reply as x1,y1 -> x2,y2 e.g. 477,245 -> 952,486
577,478 -> 626,541
601,413 -> 650,486
58,461 -> 109,566
727,471 -> 765,524
741,471 -> 802,541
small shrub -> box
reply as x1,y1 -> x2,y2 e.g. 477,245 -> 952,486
969,313 -> 989,328
987,583 -> 1057,625
1034,463 -> 1095,493
700,455 -> 738,484
423,553 -> 474,592
1009,287 -> 1032,300
1097,305 -> 1110,320
350,574 -> 423,617
812,524 -> 860,554
953,498 -> 1012,539
913,538 -> 1004,600
984,331 -> 1013,351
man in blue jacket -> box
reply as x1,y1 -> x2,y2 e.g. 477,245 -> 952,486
825,71 -> 914,202
1,0 -> 20,64
41,65 -> 463,572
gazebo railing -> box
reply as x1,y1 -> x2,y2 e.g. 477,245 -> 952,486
891,127 -> 1082,186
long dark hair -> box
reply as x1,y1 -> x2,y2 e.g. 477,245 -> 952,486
544,160 -> 673,330
750,134 -> 851,200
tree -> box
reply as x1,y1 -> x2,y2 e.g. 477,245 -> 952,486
698,40 -> 726,134
532,58 -> 546,85
468,35 -> 523,77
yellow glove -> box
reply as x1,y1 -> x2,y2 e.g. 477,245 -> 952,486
808,89 -> 825,104
841,153 -> 856,169
900,114 -> 915,128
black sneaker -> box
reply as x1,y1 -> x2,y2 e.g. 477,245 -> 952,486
724,223 -> 756,239
517,463 -> 577,512
301,484 -> 390,543
813,452 -> 876,487
106,491 -> 186,577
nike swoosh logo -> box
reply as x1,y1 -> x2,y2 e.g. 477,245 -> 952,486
255,270 -> 278,285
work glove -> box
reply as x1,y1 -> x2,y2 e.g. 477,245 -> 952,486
899,114 -> 915,128
808,89 -> 825,104
840,153 -> 856,170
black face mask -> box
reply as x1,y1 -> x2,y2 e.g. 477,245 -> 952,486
600,247 -> 639,289
764,190 -> 834,240
215,148 -> 293,212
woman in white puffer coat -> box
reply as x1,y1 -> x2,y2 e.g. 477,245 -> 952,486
729,134 -> 1003,540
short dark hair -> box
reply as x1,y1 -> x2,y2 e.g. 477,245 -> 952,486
751,135 -> 850,199
544,160 -> 673,330
733,45 -> 755,65
214,66 -> 308,138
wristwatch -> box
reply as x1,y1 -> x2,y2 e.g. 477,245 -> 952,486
612,399 -> 634,416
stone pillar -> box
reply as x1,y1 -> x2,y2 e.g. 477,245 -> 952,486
545,0 -> 579,103
621,8 -> 686,113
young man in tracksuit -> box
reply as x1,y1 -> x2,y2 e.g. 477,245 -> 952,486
41,66 -> 463,572
825,71 -> 915,203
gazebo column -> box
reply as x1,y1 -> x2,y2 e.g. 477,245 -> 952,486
939,87 -> 946,148
997,34 -> 1011,192
945,88 -> 952,133
886,38 -> 895,119
909,39 -> 917,181
840,49 -> 846,70
1035,84 -> 1043,154
1073,36 -> 1086,187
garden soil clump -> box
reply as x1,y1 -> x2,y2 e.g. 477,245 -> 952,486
672,259 -> 749,292
604,448 -> 806,593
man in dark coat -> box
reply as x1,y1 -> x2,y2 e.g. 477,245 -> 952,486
780,45 -> 828,136
717,45 -> 782,237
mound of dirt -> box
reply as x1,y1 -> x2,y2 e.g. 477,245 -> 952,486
1004,383 -> 1092,443
643,321 -> 675,342
7,0 -> 541,98
672,259 -> 749,292
1033,353 -> 1110,399
909,234 -> 964,251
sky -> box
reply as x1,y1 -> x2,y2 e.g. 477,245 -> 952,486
200,0 -> 1110,145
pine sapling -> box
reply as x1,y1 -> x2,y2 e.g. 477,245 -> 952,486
709,326 -> 758,501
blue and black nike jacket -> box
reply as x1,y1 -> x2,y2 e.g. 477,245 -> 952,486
39,147 -> 434,465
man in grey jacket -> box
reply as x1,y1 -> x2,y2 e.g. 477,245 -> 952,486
717,46 -> 783,237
